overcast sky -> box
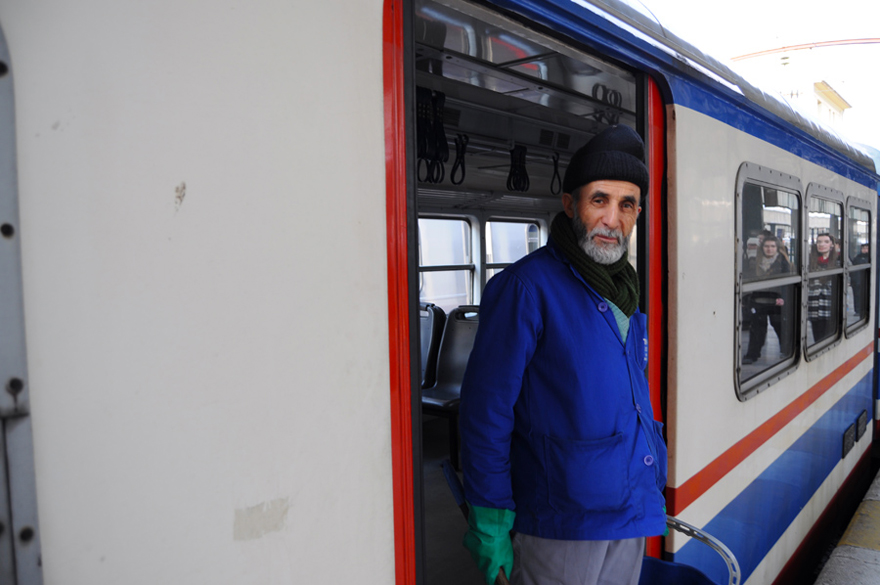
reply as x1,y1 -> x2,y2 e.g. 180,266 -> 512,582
637,0 -> 880,149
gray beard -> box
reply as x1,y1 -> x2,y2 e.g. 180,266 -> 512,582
572,213 -> 627,265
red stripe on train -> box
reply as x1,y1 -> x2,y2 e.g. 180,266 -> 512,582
667,342 -> 873,514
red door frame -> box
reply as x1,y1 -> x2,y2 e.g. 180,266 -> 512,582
645,76 -> 667,559
383,1 -> 417,584
384,1 -> 668,579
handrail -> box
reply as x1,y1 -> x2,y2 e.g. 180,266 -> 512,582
667,515 -> 741,585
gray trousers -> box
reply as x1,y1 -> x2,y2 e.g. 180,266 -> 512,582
510,533 -> 644,585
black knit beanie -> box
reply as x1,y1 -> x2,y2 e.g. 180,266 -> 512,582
562,125 -> 649,198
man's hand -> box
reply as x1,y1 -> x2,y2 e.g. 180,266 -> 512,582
463,505 -> 515,585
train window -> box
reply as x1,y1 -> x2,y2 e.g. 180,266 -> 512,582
485,220 -> 540,281
736,164 -> 803,399
806,193 -> 844,353
739,182 -> 800,373
845,205 -> 871,332
418,217 -> 475,313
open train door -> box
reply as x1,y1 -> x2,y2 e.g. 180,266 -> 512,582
384,0 -> 668,583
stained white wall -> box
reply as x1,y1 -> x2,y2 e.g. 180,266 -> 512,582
0,1 -> 395,583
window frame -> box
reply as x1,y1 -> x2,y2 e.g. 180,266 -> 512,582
735,162 -> 803,401
417,212 -> 549,310
417,215 -> 478,311
844,197 -> 872,337
803,184 -> 845,360
484,217 -> 542,284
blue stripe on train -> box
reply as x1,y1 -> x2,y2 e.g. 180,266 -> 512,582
663,78 -> 878,189
671,371 -> 873,584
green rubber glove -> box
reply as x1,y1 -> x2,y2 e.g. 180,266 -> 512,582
463,504 -> 516,585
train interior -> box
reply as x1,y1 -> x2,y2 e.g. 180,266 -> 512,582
409,0 -> 651,581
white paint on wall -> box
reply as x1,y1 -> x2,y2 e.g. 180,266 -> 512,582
0,1 -> 397,584
234,498 -> 290,541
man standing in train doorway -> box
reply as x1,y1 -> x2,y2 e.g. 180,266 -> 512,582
459,125 -> 668,585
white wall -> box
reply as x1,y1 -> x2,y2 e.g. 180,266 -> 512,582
0,1 -> 395,583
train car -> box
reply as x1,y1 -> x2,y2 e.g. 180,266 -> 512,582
0,1 -> 877,585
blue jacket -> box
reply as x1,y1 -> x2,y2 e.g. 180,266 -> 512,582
460,241 -> 667,540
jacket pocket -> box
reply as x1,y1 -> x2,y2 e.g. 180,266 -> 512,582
544,433 -> 629,513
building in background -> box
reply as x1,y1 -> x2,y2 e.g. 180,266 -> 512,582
734,51 -> 851,134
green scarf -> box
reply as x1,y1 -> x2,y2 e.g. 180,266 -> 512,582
550,211 -> 640,317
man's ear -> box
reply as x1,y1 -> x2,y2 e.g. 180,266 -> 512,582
562,192 -> 575,218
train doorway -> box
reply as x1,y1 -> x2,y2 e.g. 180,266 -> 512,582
385,0 -> 668,582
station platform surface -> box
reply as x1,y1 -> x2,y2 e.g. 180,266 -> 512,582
814,468 -> 880,585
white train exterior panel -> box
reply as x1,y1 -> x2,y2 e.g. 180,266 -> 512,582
669,105 -> 875,489
666,105 -> 876,582
0,1 -> 396,584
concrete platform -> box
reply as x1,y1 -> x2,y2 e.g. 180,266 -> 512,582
814,469 -> 880,585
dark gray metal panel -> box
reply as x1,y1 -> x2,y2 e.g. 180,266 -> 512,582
0,427 -> 16,584
0,19 -> 28,418
0,20 -> 43,585
6,417 -> 41,584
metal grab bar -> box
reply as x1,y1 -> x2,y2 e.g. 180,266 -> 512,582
666,515 -> 741,585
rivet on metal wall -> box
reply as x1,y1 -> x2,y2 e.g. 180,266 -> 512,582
6,378 -> 23,396
19,526 -> 34,543
1,223 -> 14,238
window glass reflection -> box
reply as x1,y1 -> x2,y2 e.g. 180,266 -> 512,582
418,218 -> 474,314
741,183 -> 799,283
848,208 -> 870,262
419,218 -> 471,266
748,236 -> 792,280
413,0 -> 637,136
739,181 -> 800,373
741,284 -> 798,373
806,197 -> 843,350
808,199 -> 843,270
807,275 -> 841,345
847,271 -> 870,328
847,207 -> 871,328
486,221 -> 538,264
419,270 -> 473,314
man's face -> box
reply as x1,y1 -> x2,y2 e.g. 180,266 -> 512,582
563,180 -> 641,264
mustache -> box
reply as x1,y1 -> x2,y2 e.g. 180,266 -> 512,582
587,226 -> 624,245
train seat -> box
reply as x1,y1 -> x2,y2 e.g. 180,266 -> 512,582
419,302 -> 446,389
421,305 -> 479,469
